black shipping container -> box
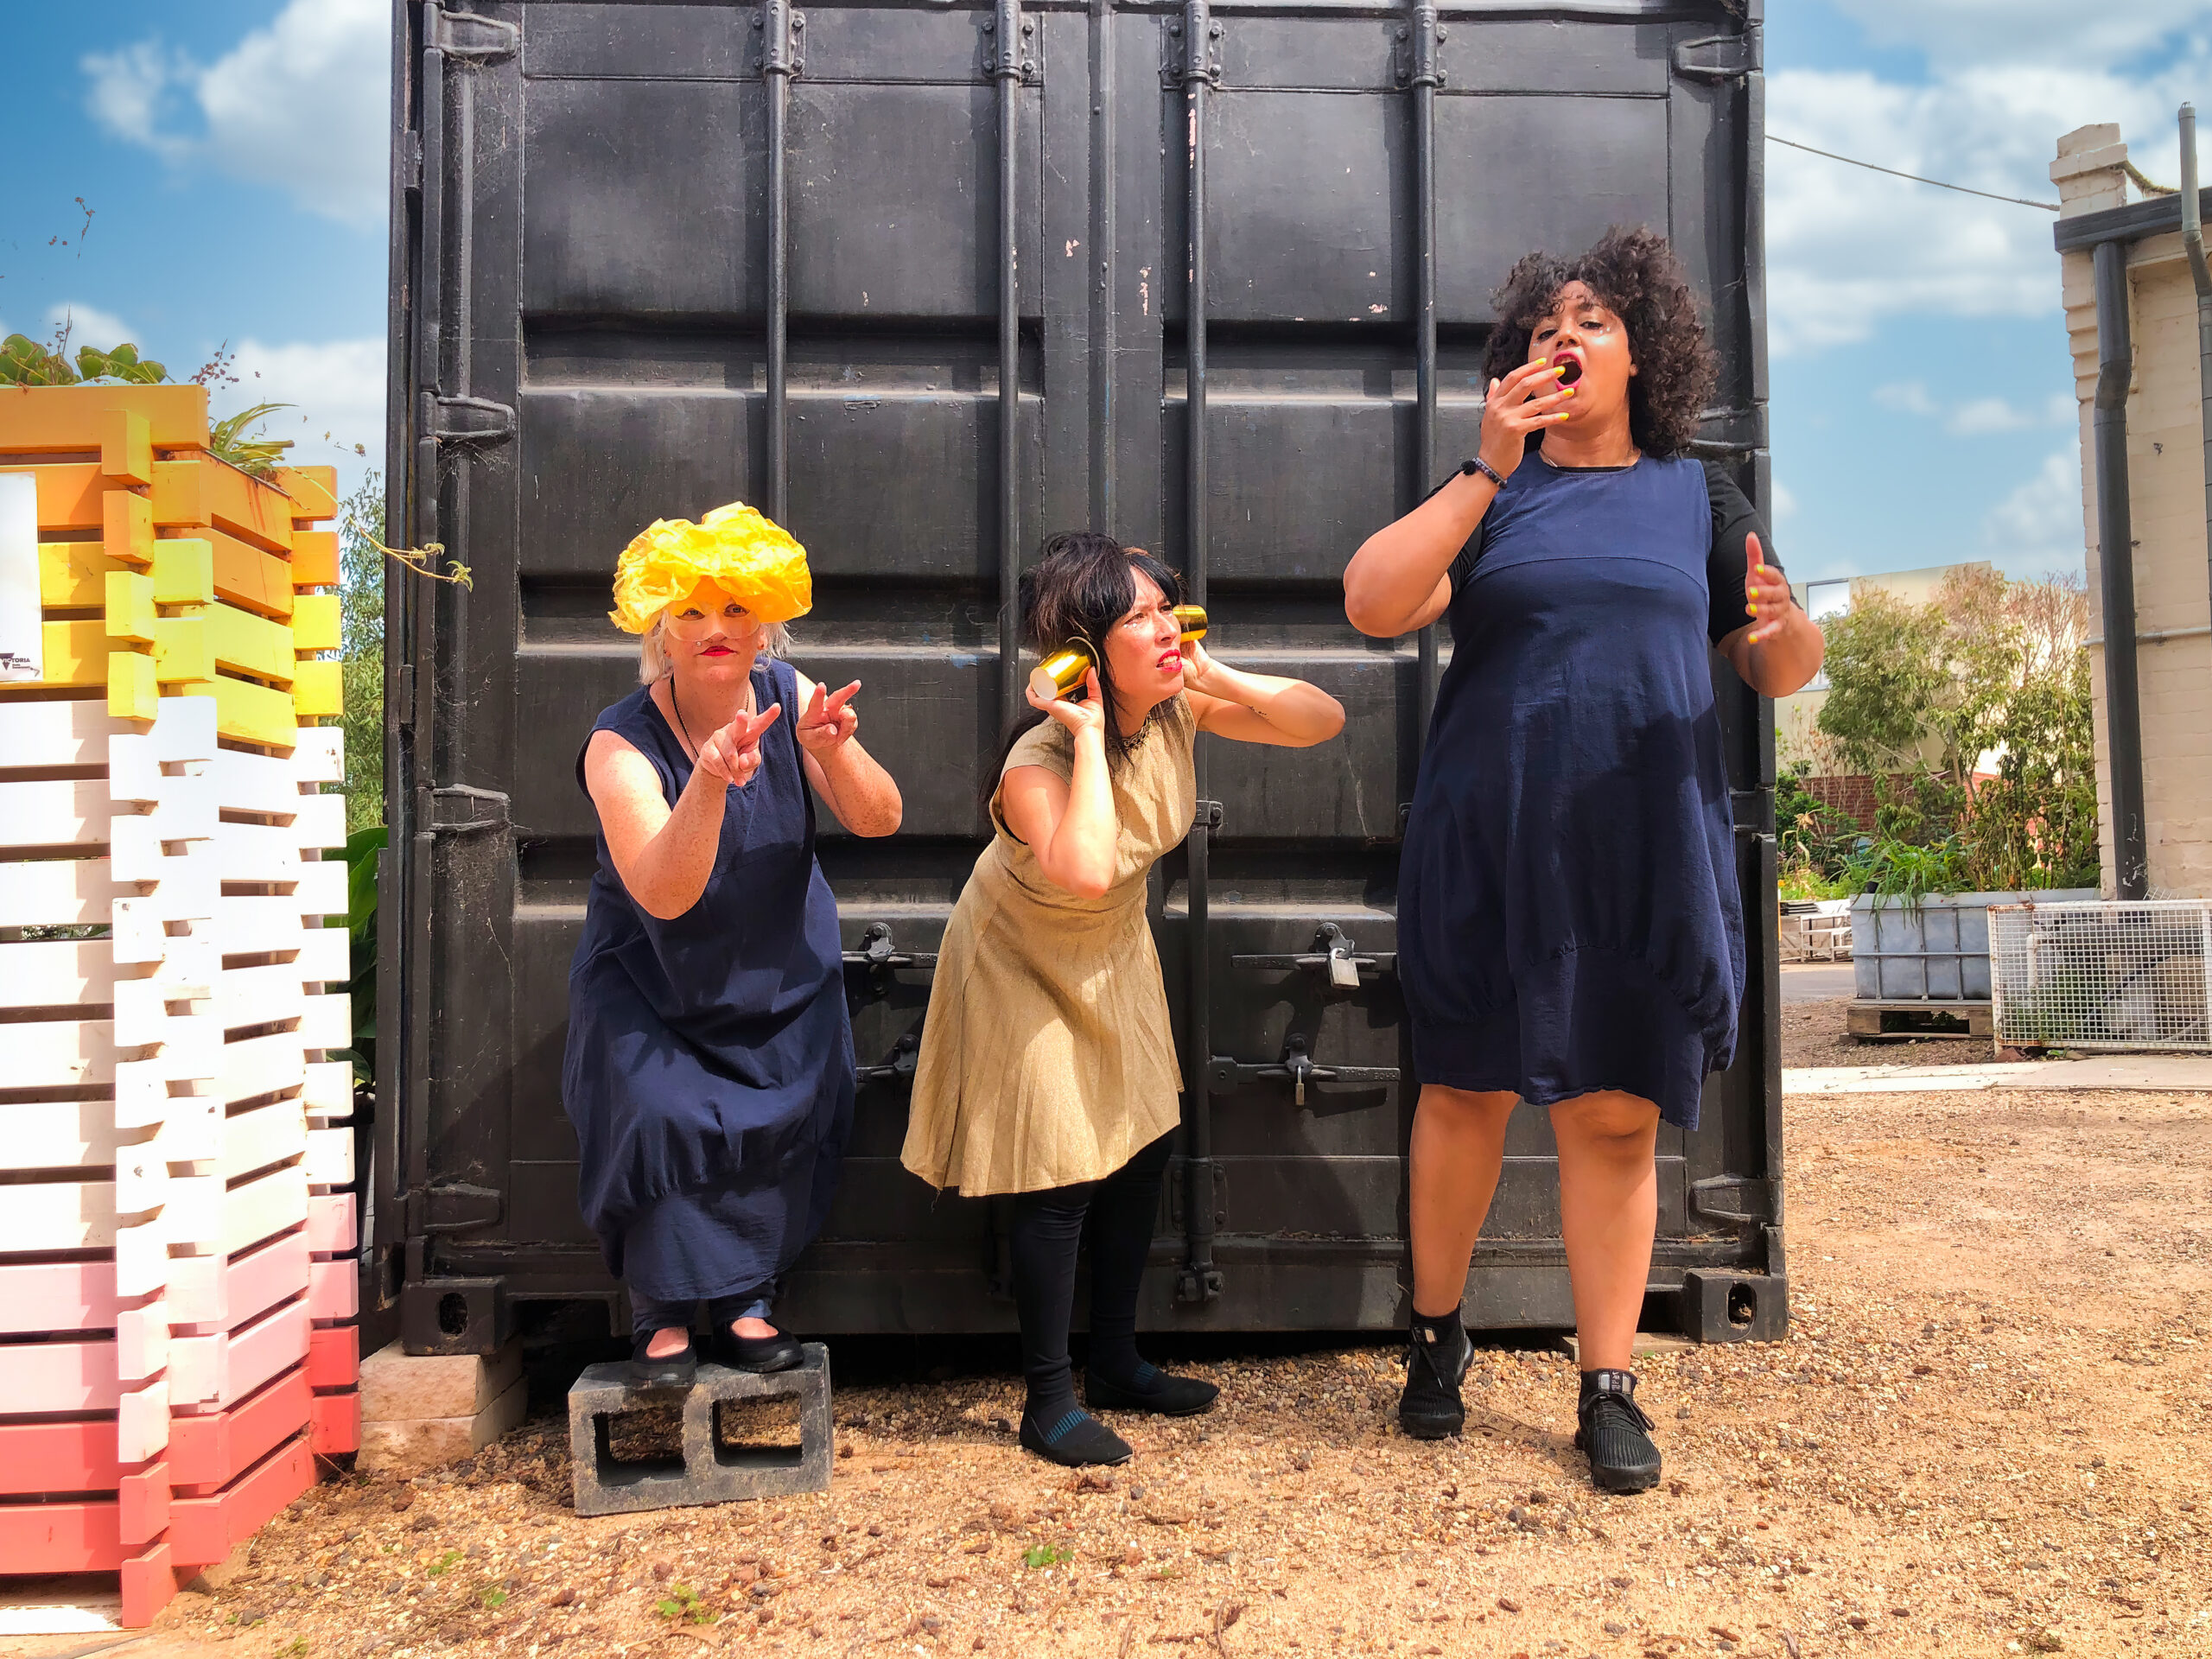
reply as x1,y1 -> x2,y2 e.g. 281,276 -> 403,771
378,0 -> 1784,1357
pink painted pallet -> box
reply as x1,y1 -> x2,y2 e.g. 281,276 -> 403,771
0,417 -> 354,1629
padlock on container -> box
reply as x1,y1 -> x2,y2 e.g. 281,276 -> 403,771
1027,606 -> 1208,702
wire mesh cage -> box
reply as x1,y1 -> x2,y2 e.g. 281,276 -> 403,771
1989,899 -> 2212,1052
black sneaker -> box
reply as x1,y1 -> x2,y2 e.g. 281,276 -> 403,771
1019,1407 -> 1134,1467
1575,1370 -> 1662,1494
1397,1315 -> 1471,1440
1085,1363 -> 1219,1418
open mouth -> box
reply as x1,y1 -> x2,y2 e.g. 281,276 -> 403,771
1555,356 -> 1585,388
1157,650 -> 1182,671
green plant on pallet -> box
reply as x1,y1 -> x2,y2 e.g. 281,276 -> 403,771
0,330 -> 296,475
331,826 -> 385,1084
1839,835 -> 1971,907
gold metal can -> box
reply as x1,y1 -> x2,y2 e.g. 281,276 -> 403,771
1025,607 -> 1210,702
1028,645 -> 1094,702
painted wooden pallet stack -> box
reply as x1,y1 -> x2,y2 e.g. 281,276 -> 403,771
0,385 -> 359,1627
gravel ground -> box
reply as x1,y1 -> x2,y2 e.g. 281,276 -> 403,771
1783,997 -> 1993,1071
9,1084 -> 2208,1659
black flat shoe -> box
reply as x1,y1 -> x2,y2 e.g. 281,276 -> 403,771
1019,1408 -> 1133,1467
709,1323 -> 804,1374
1085,1365 -> 1219,1417
1575,1370 -> 1662,1495
1398,1316 -> 1471,1440
626,1332 -> 698,1390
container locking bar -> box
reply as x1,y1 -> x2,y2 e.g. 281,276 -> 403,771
759,0 -> 805,524
1210,1034 -> 1401,1109
1230,923 -> 1395,991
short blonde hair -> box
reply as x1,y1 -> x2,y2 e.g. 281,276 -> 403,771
638,615 -> 791,684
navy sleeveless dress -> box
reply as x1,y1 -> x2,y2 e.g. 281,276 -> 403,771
562,658 -> 855,1304
1399,455 -> 1765,1131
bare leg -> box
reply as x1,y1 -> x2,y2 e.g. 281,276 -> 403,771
1549,1090 -> 1661,1372
1408,1085 -> 1518,1317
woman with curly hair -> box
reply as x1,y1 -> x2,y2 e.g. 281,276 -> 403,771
565,503 -> 901,1387
1342,227 -> 1824,1491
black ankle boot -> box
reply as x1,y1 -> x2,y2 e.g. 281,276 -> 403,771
1397,1310 -> 1471,1440
1019,1406 -> 1133,1467
1575,1370 -> 1662,1494
1085,1362 -> 1219,1418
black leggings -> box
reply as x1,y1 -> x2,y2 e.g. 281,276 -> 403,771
1008,1130 -> 1175,1425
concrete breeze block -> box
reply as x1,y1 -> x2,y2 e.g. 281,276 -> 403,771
568,1347 -> 832,1518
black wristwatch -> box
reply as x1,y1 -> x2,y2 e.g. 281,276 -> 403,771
1459,455 -> 1507,489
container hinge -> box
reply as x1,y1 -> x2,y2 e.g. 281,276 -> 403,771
1673,32 -> 1754,83
857,1033 -> 920,1087
1164,0 -> 1222,89
757,0 -> 805,78
1211,1034 -> 1400,1109
433,10 -> 520,65
982,0 -> 1039,86
1195,799 -> 1223,833
415,1182 -> 504,1235
1690,1175 -> 1773,1226
430,395 -> 517,447
400,130 -> 423,196
429,785 -> 511,837
842,920 -> 939,974
1395,4 -> 1446,90
1231,923 -> 1396,991
1731,790 -> 1775,837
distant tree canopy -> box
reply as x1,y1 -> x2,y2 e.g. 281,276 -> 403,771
1810,569 -> 2097,893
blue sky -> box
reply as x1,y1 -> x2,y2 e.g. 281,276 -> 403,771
2,0 -> 2206,581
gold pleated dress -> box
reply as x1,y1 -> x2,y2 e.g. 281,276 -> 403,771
901,696 -> 1196,1197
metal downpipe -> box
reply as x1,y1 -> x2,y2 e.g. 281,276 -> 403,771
2181,105 -> 2212,679
2092,238 -> 2149,899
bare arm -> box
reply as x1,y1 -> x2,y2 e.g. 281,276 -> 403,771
792,670 -> 902,836
1180,643 -> 1344,747
583,702 -> 782,920
1342,357 -> 1571,637
1717,533 -> 1826,698
997,669 -> 1119,899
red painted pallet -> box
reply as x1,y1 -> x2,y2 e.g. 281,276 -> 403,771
169,1367 -> 312,1495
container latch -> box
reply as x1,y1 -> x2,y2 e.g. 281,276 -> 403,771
1231,922 -> 1395,992
1211,1033 -> 1400,1109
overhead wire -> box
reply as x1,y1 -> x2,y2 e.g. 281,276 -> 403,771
1768,134 -> 2063,212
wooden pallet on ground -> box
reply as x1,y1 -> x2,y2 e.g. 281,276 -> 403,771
1847,999 -> 1994,1040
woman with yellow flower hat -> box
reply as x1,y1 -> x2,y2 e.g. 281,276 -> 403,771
563,502 -> 901,1385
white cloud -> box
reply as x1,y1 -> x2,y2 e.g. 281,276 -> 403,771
1765,13 -> 2212,358
215,336 -> 387,496
81,39 -> 191,156
1771,481 -> 1800,523
47,302 -> 139,351
81,0 -> 388,226
1981,449 -> 2087,575
1874,380 -> 2075,435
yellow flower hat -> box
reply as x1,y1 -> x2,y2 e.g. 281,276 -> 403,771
608,501 -> 813,632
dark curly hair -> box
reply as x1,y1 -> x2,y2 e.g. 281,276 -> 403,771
1482,225 -> 1715,459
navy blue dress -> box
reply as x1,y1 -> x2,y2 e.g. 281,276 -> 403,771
562,658 -> 854,1304
1399,455 -> 1769,1130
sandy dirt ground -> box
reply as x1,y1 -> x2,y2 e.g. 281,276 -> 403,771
7,1077 -> 2206,1659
